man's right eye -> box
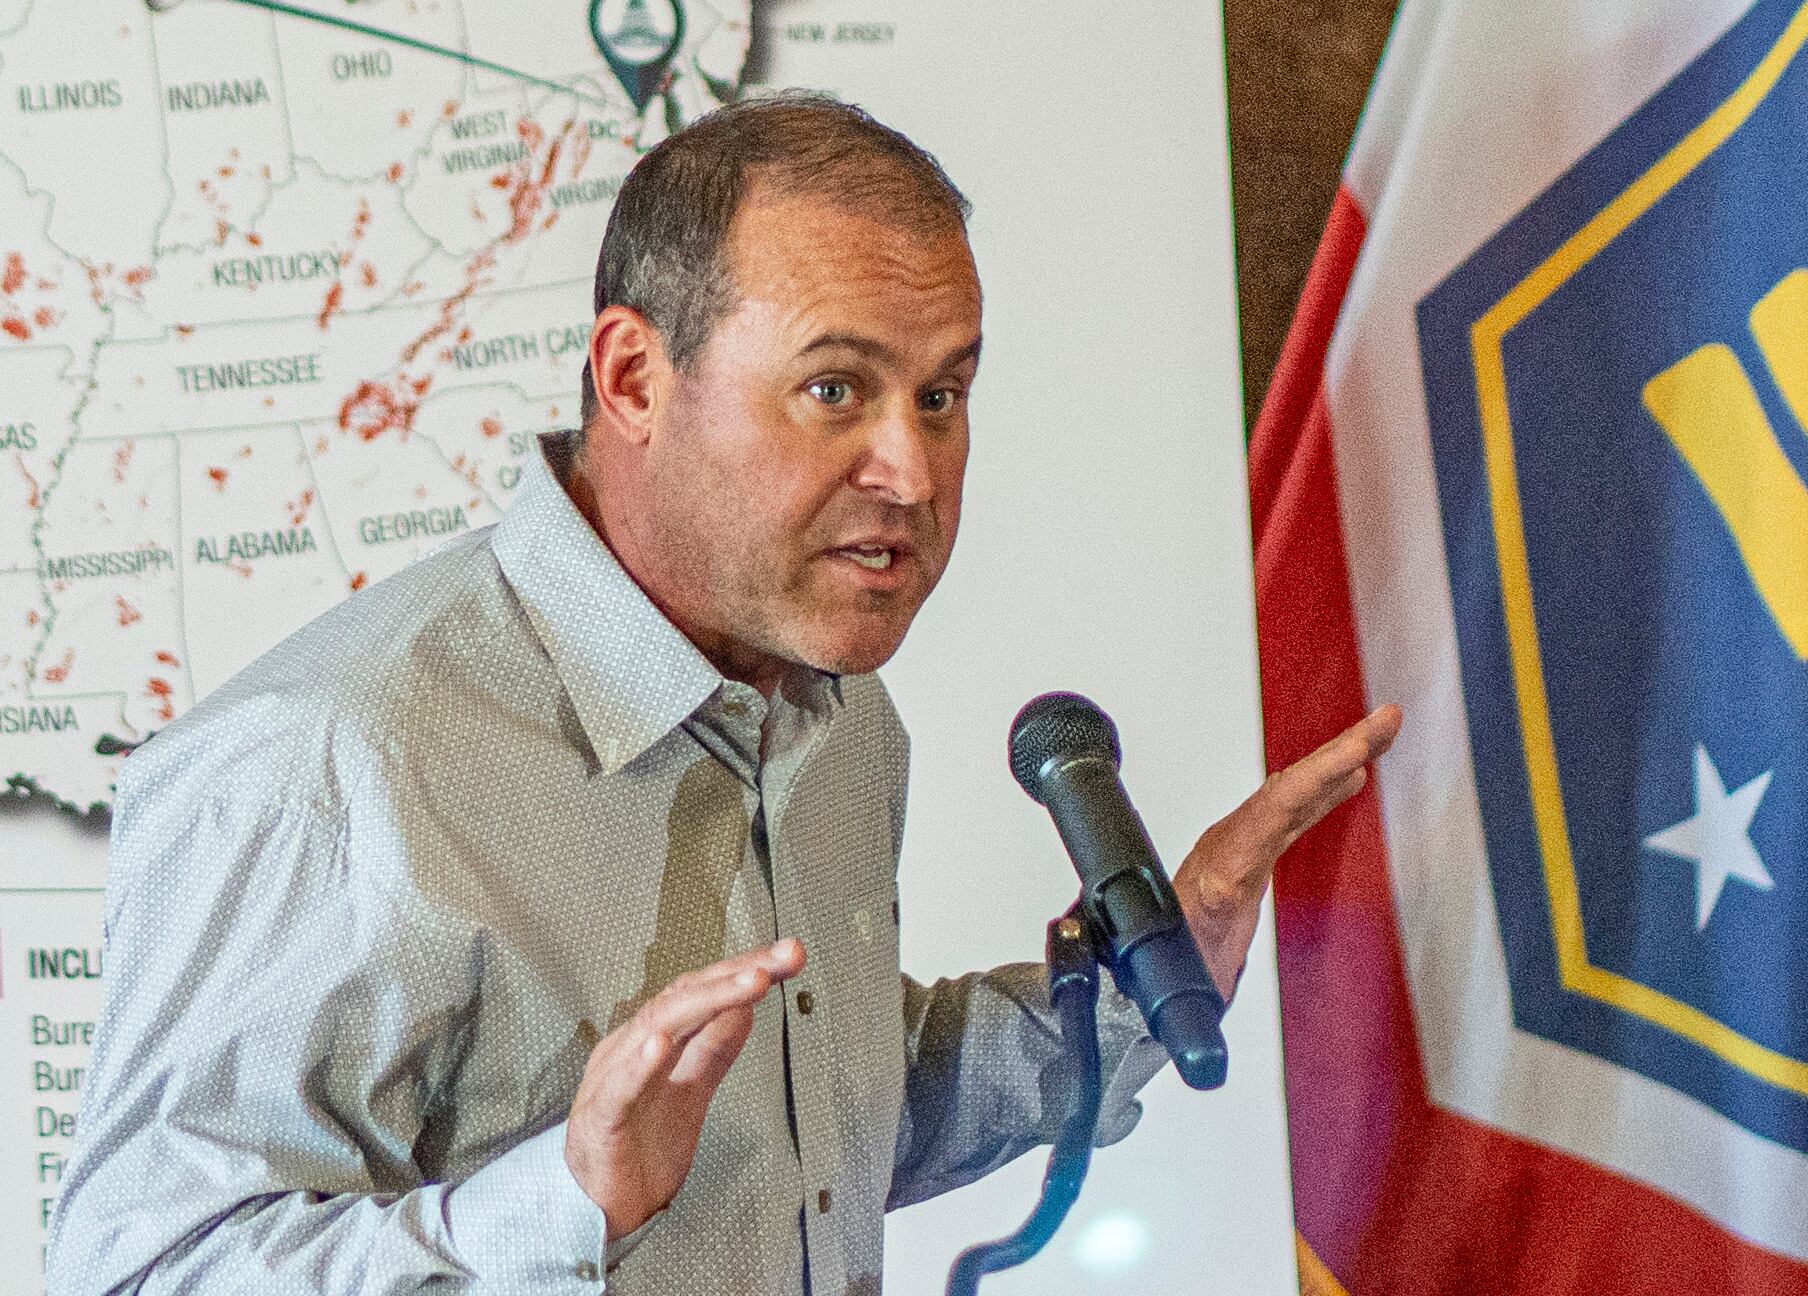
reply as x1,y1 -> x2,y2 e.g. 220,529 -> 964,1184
808,379 -> 853,407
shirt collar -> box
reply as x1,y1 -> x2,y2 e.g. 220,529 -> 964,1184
492,430 -> 841,777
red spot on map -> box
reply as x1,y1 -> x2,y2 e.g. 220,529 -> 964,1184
145,677 -> 174,722
155,650 -> 181,667
2,318 -> 30,341
318,281 -> 343,330
116,597 -> 141,627
480,417 -> 502,439
42,648 -> 74,684
338,379 -> 417,441
1,253 -> 24,295
350,571 -> 368,591
206,466 -> 228,490
387,162 -> 404,183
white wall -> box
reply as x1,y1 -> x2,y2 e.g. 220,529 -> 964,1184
748,4 -> 1296,1292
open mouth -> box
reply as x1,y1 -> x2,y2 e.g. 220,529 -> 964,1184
839,546 -> 894,571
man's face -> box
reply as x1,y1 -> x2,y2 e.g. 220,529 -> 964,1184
639,191 -> 982,682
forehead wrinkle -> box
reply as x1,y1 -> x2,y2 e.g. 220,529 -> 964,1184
728,268 -> 979,371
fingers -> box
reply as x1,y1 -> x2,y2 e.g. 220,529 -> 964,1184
584,938 -> 805,1112
668,1003 -> 758,1091
1200,706 -> 1397,870
610,1019 -> 681,1105
1264,705 -> 1399,828
1294,704 -> 1400,789
639,938 -> 804,1046
1342,703 -> 1402,763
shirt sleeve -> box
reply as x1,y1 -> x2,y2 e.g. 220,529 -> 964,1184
886,961 -> 1169,1210
44,720 -> 616,1294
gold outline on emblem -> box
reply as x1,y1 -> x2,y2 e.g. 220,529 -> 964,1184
1468,2 -> 1808,1095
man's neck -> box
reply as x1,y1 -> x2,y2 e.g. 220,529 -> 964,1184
566,445 -> 788,699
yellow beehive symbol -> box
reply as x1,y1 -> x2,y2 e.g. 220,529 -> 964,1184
1643,268 -> 1808,659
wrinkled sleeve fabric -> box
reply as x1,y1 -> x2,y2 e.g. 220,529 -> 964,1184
45,723 -> 610,1294
886,962 -> 1168,1210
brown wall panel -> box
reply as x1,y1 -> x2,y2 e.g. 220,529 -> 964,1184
1225,0 -> 1399,430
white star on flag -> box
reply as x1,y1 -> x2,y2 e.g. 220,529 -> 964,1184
1643,744 -> 1775,931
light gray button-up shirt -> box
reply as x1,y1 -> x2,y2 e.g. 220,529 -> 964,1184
48,430 -> 1165,1295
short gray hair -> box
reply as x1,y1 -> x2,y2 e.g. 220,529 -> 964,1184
578,92 -> 971,428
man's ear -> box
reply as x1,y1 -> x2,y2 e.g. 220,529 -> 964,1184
586,306 -> 671,448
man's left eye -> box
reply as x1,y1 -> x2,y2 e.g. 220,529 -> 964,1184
808,379 -> 853,406
920,388 -> 958,413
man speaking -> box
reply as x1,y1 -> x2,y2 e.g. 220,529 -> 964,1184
47,94 -> 1398,1293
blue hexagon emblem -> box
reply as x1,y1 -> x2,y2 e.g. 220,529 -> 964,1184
1417,0 -> 1808,1151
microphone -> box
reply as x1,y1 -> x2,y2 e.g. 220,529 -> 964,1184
1009,692 -> 1228,1090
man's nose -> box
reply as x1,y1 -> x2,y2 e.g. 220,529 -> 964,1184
852,405 -> 936,507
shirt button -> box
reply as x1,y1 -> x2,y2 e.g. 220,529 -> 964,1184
574,1259 -> 599,1281
817,1188 -> 832,1214
796,989 -> 815,1015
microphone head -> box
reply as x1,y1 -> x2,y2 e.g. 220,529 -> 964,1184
1008,692 -> 1121,803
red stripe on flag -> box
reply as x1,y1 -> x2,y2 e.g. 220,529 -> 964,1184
1252,185 -> 1808,1294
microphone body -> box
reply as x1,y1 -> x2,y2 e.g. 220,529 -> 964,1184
1010,693 -> 1229,1090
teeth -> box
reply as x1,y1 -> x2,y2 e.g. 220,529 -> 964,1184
846,548 -> 893,570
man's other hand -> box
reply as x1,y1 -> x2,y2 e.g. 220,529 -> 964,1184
565,938 -> 807,1237
1173,704 -> 1402,1000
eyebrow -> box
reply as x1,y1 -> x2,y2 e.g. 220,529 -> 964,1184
797,331 -> 983,372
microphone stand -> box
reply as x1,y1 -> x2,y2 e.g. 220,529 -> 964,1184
944,909 -> 1104,1296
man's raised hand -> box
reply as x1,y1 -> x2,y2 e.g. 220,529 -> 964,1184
1173,704 -> 1403,1000
564,938 -> 807,1237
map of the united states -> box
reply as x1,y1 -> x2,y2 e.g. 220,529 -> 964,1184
0,0 -> 749,811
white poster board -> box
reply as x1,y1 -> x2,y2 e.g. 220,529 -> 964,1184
0,2 -> 1282,1291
